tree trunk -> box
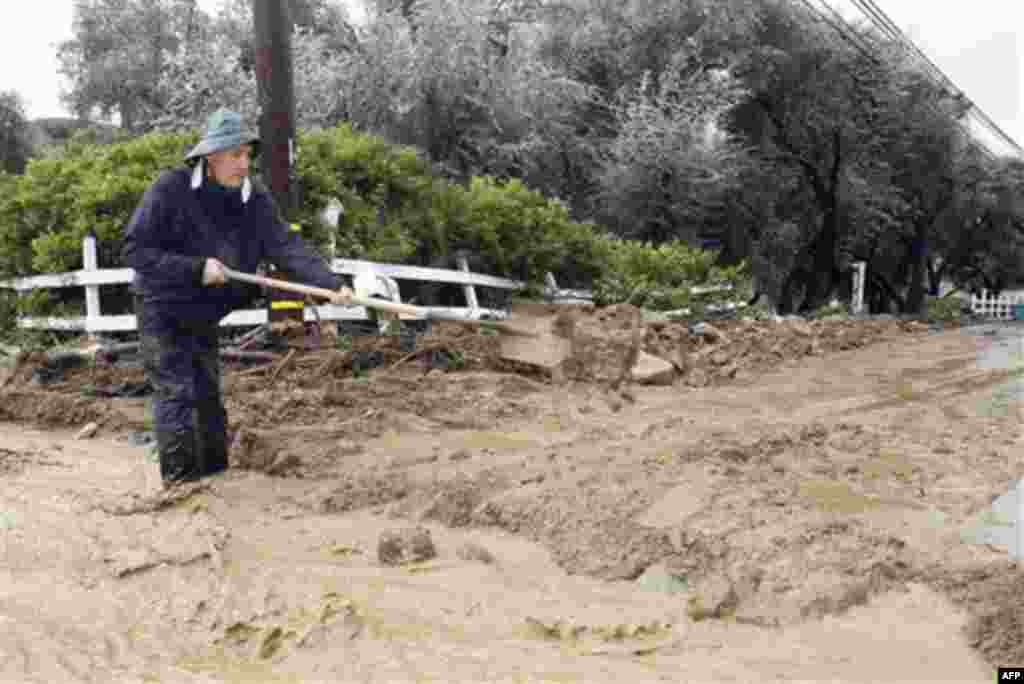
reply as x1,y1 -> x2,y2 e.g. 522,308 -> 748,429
797,212 -> 838,312
119,97 -> 136,132
796,130 -> 844,314
904,223 -> 928,314
870,271 -> 905,312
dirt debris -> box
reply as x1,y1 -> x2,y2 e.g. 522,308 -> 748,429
319,472 -> 411,513
640,314 -> 931,387
0,389 -> 113,427
456,541 -> 496,565
925,562 -> 1024,669
377,526 -> 437,566
0,446 -> 64,476
0,313 -> 929,437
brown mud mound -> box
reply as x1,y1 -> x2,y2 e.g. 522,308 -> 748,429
527,304 -> 929,387
926,562 -> 1024,668
380,421 -> 923,626
223,369 -> 544,462
0,388 -> 114,427
640,315 -> 930,387
0,313 -> 928,425
0,446 -> 65,476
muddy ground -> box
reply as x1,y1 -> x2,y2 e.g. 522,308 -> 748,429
1,308 -> 1023,682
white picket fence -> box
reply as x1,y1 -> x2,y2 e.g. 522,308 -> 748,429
0,235 -> 540,333
970,291 -> 1024,321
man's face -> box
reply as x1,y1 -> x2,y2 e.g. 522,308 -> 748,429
206,144 -> 252,188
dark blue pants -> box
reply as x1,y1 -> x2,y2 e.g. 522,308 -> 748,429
136,297 -> 228,483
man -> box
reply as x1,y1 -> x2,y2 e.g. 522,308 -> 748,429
123,109 -> 352,486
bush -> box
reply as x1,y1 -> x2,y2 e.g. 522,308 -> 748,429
925,295 -> 964,323
591,239 -> 752,312
296,125 -> 610,285
0,122 -> 742,327
0,131 -> 198,278
0,124 -> 615,322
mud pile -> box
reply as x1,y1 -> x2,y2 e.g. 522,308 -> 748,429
545,303 -> 929,387
642,314 -> 930,387
927,563 -> 1024,667
0,309 -> 931,432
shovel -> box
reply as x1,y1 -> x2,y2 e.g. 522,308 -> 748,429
222,267 -> 541,339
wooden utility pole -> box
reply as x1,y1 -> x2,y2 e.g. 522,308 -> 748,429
253,0 -> 296,221
254,0 -> 306,324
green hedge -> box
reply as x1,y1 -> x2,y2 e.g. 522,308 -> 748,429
295,124 -> 610,285
0,132 -> 199,278
0,124 -> 609,286
592,239 -> 752,312
0,124 -> 747,335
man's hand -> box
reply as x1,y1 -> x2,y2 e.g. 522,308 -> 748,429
202,258 -> 227,287
332,286 -> 354,306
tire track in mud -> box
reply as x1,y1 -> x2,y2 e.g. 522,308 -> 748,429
832,366 -> 1024,419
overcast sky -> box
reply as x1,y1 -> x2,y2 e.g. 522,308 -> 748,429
3,0 -> 1021,156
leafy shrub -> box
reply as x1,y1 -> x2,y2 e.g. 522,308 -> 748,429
925,295 -> 964,323
0,131 -> 198,278
591,239 -> 752,311
296,124 -> 611,284
0,122 -> 742,330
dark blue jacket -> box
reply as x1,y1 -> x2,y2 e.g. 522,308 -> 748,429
122,167 -> 342,325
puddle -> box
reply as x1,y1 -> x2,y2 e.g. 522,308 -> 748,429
959,324 -> 1024,416
960,324 -> 1024,557
961,481 -> 1024,559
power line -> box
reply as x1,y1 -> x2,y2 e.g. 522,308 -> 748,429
850,0 -> 1024,158
794,0 -> 989,159
808,0 -> 996,159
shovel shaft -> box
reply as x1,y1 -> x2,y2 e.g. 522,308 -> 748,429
222,267 -> 425,318
222,267 -> 538,337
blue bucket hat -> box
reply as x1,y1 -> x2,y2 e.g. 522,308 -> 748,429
184,109 -> 260,164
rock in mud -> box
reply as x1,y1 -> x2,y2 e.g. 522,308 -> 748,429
230,427 -> 274,471
75,422 -> 100,440
688,576 -> 739,621
265,451 -> 302,477
421,477 -> 484,528
230,427 -> 297,474
456,541 -> 496,565
377,526 -> 437,566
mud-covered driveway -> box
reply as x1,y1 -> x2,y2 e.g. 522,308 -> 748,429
1,318 -> 1022,682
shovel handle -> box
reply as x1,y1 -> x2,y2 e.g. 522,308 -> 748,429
222,267 -> 539,338
222,267 -> 427,318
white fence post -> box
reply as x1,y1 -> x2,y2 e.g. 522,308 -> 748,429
851,261 -> 866,315
456,255 -> 480,315
82,233 -> 100,339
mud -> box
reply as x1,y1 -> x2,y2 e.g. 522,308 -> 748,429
0,317 -> 1020,682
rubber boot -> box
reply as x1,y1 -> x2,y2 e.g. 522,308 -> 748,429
194,403 -> 229,478
157,428 -> 201,485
